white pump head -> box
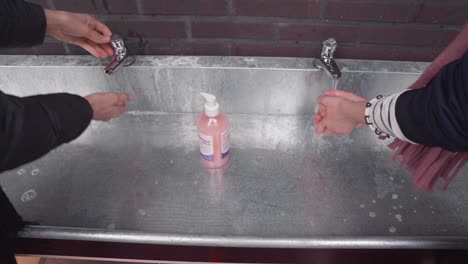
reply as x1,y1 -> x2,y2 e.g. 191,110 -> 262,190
200,92 -> 220,117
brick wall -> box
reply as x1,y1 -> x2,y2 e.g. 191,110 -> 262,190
2,0 -> 467,61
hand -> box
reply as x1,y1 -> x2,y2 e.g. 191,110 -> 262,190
44,9 -> 113,58
84,93 -> 134,122
314,96 -> 359,136
313,90 -> 367,126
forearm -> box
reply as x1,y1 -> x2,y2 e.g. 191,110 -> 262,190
364,52 -> 468,151
0,92 -> 93,172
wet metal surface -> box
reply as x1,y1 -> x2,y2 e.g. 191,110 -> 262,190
1,56 -> 467,249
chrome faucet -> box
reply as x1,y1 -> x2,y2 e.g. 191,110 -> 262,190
105,34 -> 136,75
313,38 -> 342,80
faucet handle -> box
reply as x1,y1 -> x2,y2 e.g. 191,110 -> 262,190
321,38 -> 337,62
105,34 -> 136,75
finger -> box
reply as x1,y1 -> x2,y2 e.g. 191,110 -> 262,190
111,93 -> 134,106
315,122 -> 326,134
319,104 -> 327,117
109,106 -> 126,119
101,43 -> 114,56
313,114 -> 322,124
74,38 -> 108,58
92,18 -> 113,37
317,96 -> 325,105
66,36 -> 103,57
87,29 -> 111,44
325,90 -> 367,102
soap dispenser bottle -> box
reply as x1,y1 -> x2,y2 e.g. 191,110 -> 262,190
198,92 -> 231,168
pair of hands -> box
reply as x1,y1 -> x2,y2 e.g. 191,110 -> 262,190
45,9 -> 133,122
312,90 -> 369,136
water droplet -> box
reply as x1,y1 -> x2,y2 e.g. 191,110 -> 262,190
360,204 -> 365,208
154,180 -> 159,185
280,211 -> 285,216
389,177 -> 394,181
399,205 -> 403,209
21,189 -> 37,202
17,169 -> 26,175
401,179 -> 405,183
395,214 -> 402,222
107,223 -> 116,230
413,196 -> 418,200
432,211 -> 435,214
389,226 -> 397,233
372,200 -> 376,204
343,218 -> 347,222
138,209 -> 146,216
392,194 -> 398,200
369,212 -> 376,218
169,160 -> 174,164
193,180 -> 199,185
31,169 -> 40,176
393,206 -> 397,210
413,210 -> 417,213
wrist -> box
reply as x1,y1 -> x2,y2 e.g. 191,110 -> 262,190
342,100 -> 367,124
44,9 -> 65,34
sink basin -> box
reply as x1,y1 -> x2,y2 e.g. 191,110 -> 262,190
1,56 -> 468,257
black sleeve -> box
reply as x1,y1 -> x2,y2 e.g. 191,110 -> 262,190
396,51 -> 468,152
0,92 -> 93,172
0,0 -> 46,48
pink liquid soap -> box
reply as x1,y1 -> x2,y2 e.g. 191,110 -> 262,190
198,93 -> 231,169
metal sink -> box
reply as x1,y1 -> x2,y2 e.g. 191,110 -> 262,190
1,56 -> 468,260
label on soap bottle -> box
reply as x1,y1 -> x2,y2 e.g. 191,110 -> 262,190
221,129 -> 231,159
199,132 -> 214,161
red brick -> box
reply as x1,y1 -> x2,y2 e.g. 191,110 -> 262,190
336,46 -> 436,62
140,0 -> 227,15
146,42 -> 231,55
360,27 -> 442,46
234,0 -> 319,18
392,48 -> 437,62
102,0 -> 138,14
440,29 -> 461,47
106,21 -> 186,38
335,46 -> 396,61
279,24 -> 358,42
324,2 -> 411,22
54,0 -> 102,13
192,22 -> 274,40
233,43 -> 320,57
26,0 -> 53,9
412,3 -> 468,25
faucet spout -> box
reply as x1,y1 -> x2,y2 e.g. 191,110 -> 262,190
313,38 -> 342,80
105,34 -> 135,75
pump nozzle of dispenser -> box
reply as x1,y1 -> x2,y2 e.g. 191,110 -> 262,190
200,92 -> 220,117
